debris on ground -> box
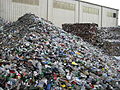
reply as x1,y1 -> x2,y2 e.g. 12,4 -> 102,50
62,24 -> 120,56
0,17 -> 11,27
96,27 -> 120,56
0,14 -> 120,90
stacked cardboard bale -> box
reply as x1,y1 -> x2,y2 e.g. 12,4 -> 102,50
103,40 -> 120,56
62,24 -> 120,56
97,27 -> 120,56
62,23 -> 98,45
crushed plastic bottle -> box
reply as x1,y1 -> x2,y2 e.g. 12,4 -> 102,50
0,14 -> 120,90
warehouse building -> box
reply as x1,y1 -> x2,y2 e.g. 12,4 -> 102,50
0,0 -> 119,27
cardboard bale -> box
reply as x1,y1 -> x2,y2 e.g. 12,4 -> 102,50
62,23 -> 98,45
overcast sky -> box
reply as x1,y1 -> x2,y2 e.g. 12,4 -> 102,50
82,0 -> 120,25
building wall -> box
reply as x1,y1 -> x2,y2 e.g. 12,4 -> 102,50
79,1 -> 102,27
48,0 -> 78,27
102,7 -> 118,27
0,0 -> 119,27
0,0 -> 47,21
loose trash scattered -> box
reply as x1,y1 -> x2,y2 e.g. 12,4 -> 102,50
0,14 -> 120,90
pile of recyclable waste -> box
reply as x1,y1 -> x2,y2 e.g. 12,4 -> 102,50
62,24 -> 120,56
62,23 -> 98,45
96,27 -> 120,56
0,17 -> 11,27
0,14 -> 120,90
97,27 -> 120,41
0,17 -> 12,34
0,17 -> 5,26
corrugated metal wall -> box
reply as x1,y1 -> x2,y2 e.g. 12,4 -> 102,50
0,0 -> 119,27
48,0 -> 78,27
0,0 -> 47,21
79,1 -> 102,27
102,7 -> 118,27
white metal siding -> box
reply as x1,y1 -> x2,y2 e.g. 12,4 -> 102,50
102,7 -> 118,27
48,0 -> 78,27
0,0 -> 47,21
0,0 -> 118,27
79,2 -> 102,27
